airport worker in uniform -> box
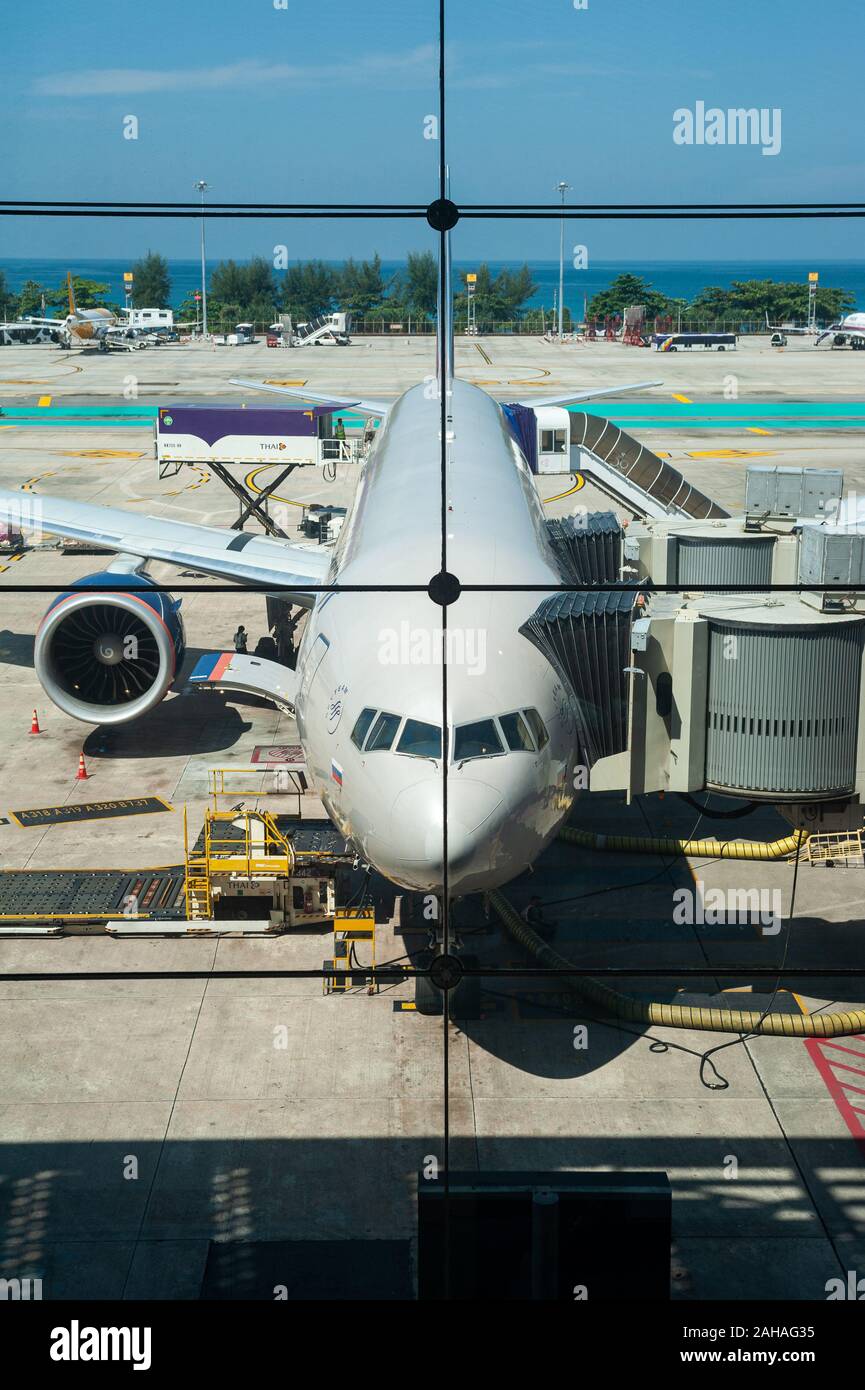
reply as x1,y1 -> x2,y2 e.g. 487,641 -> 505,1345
334,416 -> 347,460
233,624 -> 248,654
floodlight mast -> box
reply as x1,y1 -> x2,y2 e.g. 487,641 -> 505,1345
555,180 -> 571,340
194,180 -> 209,337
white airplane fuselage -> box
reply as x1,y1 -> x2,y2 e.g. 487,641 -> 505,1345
294,379 -> 579,896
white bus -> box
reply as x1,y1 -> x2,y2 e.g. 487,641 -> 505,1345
652,332 -> 736,352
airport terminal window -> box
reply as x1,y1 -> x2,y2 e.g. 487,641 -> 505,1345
454,718 -> 505,762
524,708 -> 549,750
351,707 -> 376,749
365,710 -> 401,752
396,718 -> 442,759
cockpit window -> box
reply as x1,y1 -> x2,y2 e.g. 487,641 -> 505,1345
454,718 -> 505,761
350,707 -> 376,749
365,710 -> 401,752
524,708 -> 549,750
396,719 -> 442,759
499,710 -> 534,752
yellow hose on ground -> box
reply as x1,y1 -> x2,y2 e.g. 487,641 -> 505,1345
486,888 -> 865,1038
558,825 -> 808,861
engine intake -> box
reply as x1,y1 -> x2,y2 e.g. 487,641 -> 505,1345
36,575 -> 184,725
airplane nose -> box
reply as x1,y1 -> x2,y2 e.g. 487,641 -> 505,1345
390,777 -> 503,888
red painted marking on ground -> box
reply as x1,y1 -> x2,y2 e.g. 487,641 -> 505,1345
804,1037 -> 865,1159
820,1041 -> 865,1060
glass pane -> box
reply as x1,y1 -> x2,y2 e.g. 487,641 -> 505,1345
350,707 -> 376,749
499,710 -> 534,752
365,710 -> 401,751
396,718 -> 442,758
524,708 -> 549,750
453,718 -> 504,761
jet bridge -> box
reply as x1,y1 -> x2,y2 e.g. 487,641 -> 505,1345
569,411 -> 728,521
528,473 -> 865,831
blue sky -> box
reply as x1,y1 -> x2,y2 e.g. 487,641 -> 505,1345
2,0 -> 863,262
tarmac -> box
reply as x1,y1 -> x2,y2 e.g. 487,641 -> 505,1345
0,332 -> 864,1300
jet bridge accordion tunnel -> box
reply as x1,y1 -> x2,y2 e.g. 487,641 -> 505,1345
515,509 -> 865,1041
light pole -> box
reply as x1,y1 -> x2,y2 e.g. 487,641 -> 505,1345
555,180 -> 571,340
194,180 -> 209,337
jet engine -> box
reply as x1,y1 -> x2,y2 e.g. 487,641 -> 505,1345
35,573 -> 185,725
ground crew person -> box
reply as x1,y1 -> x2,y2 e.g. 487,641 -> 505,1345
334,416 -> 348,460
233,624 -> 248,654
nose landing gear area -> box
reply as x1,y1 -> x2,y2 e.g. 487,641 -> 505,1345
413,949 -> 482,1020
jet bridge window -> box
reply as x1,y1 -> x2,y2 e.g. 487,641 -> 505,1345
454,719 -> 505,762
396,719 -> 442,759
365,710 -> 401,752
524,707 -> 549,750
541,428 -> 568,455
499,710 -> 534,752
350,707 -> 377,749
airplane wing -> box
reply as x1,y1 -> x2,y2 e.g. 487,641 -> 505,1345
0,487 -> 331,605
513,381 -> 662,409
230,377 -> 391,417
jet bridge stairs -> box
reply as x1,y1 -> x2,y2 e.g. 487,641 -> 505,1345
569,411 -> 727,522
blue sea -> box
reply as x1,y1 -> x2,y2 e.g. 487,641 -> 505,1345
2,258 -> 863,313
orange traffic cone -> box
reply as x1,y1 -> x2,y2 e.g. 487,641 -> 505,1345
76,752 -> 89,780
29,709 -> 41,735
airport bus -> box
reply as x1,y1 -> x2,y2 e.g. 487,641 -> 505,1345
652,332 -> 737,352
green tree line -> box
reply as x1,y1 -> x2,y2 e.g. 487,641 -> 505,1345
0,259 -> 856,331
586,272 -> 855,327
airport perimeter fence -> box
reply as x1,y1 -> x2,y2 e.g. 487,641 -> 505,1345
349,317 -> 782,336
197,315 -> 794,338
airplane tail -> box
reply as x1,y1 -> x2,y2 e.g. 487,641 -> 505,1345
66,272 -> 77,317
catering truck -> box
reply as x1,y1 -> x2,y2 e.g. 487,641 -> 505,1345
155,403 -> 348,471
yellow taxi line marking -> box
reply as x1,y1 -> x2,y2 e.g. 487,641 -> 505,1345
22,473 -> 56,491
672,393 -> 692,403
58,449 -> 145,460
243,465 -> 305,507
687,449 -> 776,459
543,474 -> 585,504
747,427 -> 773,435
508,369 -> 551,384
264,380 -> 307,387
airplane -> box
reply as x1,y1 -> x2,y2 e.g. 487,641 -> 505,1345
815,311 -> 865,350
20,272 -> 124,350
763,310 -> 818,340
0,233 -> 659,902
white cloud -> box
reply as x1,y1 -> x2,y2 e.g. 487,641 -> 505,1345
34,47 -> 437,97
